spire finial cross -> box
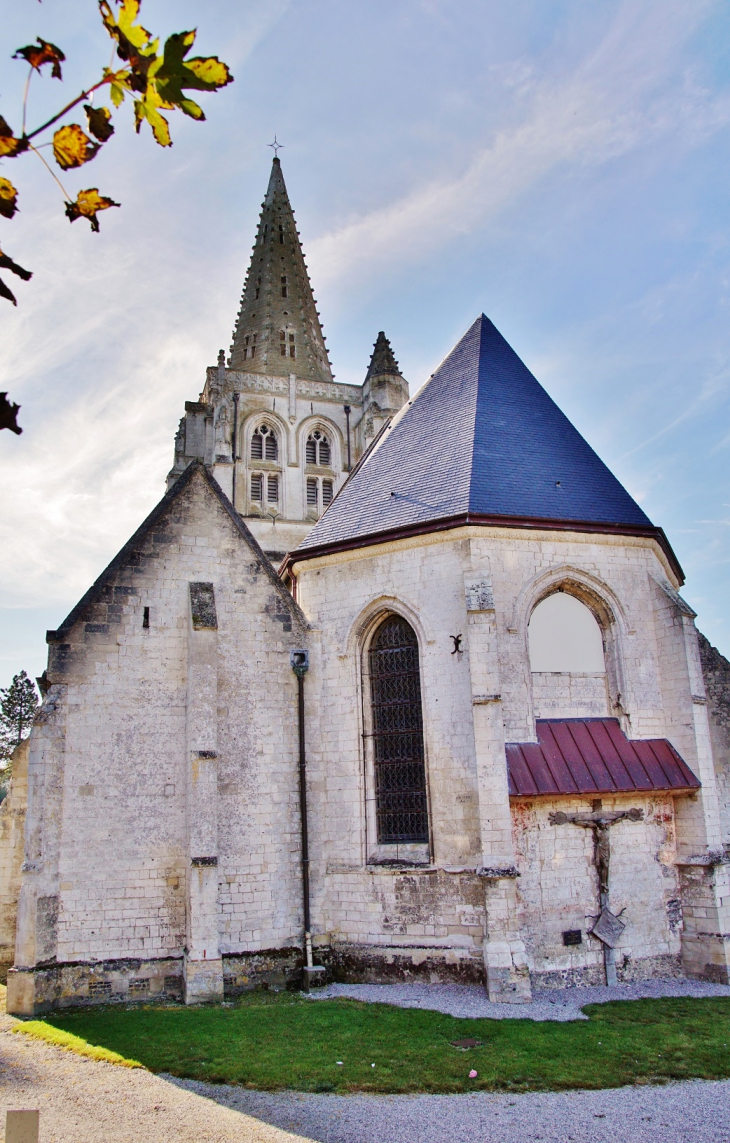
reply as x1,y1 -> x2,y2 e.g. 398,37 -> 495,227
268,135 -> 284,158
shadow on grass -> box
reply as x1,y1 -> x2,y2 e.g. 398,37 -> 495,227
36,993 -> 730,1094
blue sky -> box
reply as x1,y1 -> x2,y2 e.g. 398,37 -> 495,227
1,0 -> 729,688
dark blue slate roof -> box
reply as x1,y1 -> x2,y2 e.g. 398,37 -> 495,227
297,314 -> 653,552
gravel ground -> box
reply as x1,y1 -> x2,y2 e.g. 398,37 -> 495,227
172,1079 -> 730,1143
0,1006 -> 309,1143
307,978 -> 730,1021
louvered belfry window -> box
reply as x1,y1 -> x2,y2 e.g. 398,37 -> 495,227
369,616 -> 429,844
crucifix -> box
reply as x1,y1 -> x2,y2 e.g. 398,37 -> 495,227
268,135 -> 284,157
549,801 -> 644,985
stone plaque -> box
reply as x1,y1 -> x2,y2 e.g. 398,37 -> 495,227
591,907 -> 625,948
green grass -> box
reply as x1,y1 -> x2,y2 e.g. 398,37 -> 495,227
13,1021 -> 143,1068
32,993 -> 730,1093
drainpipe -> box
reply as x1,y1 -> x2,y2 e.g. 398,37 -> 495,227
231,391 -> 239,509
290,649 -> 325,991
343,405 -> 351,471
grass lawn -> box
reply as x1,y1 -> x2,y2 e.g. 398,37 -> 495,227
33,993 -> 730,1094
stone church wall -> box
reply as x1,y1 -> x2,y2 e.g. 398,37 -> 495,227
8,467 -> 309,1011
0,739 -> 29,979
699,633 -> 730,844
296,524 -> 715,986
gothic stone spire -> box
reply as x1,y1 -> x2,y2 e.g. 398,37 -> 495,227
229,158 -> 333,383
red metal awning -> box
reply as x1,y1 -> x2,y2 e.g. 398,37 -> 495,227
506,718 -> 700,798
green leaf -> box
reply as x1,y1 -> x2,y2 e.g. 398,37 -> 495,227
13,38 -> 65,80
53,124 -> 101,170
133,96 -> 172,147
64,188 -> 120,232
84,105 -> 115,142
0,178 -> 19,220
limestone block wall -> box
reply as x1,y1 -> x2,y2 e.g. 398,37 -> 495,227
512,794 -> 682,985
9,466 -> 308,1012
0,739 -> 29,976
699,633 -> 730,843
293,523 -> 711,982
531,672 -> 609,718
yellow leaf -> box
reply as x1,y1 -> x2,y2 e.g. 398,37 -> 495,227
0,116 -> 26,159
0,178 -> 18,220
184,56 -> 233,91
53,125 -> 101,171
64,189 -> 120,233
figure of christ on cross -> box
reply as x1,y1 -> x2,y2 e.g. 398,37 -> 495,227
549,801 -> 644,985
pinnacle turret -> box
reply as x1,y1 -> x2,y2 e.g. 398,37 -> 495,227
366,332 -> 403,381
229,158 -> 333,383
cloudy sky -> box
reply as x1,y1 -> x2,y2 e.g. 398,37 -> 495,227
1,0 -> 729,688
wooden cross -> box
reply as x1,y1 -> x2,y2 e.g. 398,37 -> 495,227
549,802 -> 644,985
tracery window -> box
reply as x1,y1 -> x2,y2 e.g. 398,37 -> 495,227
368,616 -> 429,844
251,424 -> 278,461
306,430 -> 330,466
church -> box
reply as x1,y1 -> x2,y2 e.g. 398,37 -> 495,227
3,157 -> 730,1015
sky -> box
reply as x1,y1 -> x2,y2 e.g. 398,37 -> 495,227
1,0 -> 729,689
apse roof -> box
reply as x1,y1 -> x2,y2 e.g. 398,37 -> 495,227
293,314 -> 680,573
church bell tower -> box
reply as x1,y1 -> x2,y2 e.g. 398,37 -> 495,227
168,157 -> 409,561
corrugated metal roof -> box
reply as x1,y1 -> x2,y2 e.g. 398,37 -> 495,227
507,719 -> 700,798
297,314 -> 653,553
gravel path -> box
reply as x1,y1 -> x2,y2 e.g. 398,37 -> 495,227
0,1004 -> 310,1143
307,978 -> 730,1021
172,1079 -> 730,1143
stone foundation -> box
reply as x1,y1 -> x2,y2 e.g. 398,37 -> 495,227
319,942 -> 485,985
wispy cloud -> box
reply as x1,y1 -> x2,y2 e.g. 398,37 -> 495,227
308,0 -> 727,291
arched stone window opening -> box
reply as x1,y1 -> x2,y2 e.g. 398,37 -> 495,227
251,424 -> 278,462
528,591 -> 610,719
367,615 -> 429,845
306,429 -> 330,466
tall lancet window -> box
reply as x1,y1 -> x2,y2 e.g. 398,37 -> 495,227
368,616 -> 429,844
251,424 -> 278,461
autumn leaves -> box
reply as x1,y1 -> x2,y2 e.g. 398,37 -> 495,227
0,0 -> 233,307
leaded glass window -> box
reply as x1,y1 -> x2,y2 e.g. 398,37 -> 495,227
368,616 -> 429,844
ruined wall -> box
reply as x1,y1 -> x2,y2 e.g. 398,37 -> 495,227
0,739 -> 29,977
699,632 -> 730,844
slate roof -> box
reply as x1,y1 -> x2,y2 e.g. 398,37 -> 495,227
293,314 -> 680,576
507,719 -> 700,797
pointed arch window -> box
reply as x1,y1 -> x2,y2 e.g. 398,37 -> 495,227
306,430 -> 330,466
251,424 -> 278,461
368,616 -> 429,844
